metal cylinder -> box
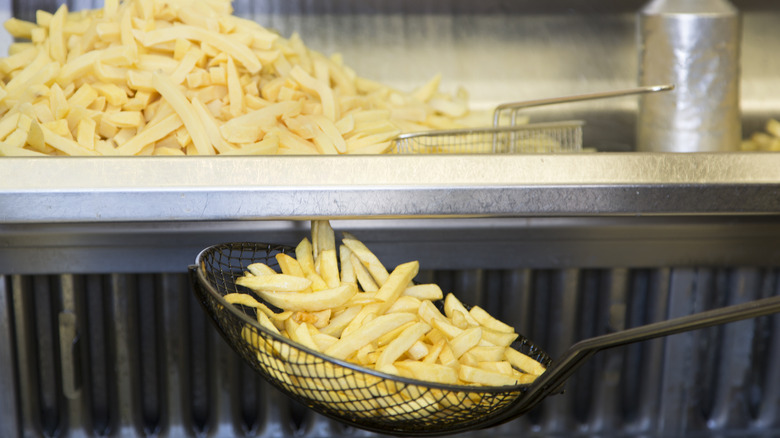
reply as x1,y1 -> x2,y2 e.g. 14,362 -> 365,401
637,0 -> 741,152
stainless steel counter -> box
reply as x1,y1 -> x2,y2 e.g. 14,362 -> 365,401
2,153 -> 779,274
2,153 -> 779,223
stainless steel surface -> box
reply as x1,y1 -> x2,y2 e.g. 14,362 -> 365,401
1,153 -> 780,224
3,216 -> 780,275
637,0 -> 742,153
2,267 -> 779,437
0,275 -> 19,438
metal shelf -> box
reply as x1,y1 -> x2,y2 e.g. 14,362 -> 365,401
2,152 -> 780,274
2,152 -> 780,223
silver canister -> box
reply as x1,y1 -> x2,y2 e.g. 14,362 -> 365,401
637,0 -> 741,152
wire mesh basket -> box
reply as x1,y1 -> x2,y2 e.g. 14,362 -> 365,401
394,121 -> 585,154
392,84 -> 674,155
191,242 -> 553,436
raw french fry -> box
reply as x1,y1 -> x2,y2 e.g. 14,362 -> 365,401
0,0 -> 479,157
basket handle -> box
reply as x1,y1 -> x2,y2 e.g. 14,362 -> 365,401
485,293 -> 780,427
492,84 -> 674,126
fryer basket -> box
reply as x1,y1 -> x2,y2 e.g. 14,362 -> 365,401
191,242 -> 553,436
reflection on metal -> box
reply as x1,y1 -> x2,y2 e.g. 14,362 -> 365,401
638,0 -> 742,152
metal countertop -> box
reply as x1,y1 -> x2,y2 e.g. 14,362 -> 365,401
1,153 -> 779,223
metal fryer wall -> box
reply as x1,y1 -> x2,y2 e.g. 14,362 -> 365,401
2,265 -> 779,437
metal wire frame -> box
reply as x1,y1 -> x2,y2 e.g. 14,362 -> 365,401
393,122 -> 584,155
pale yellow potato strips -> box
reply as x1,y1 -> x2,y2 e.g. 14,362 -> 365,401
0,0 -> 477,156
227,219 -> 545,422
235,272 -> 312,292
251,282 -> 357,313
325,312 -> 416,360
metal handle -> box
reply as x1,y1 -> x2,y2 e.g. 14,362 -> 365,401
493,84 -> 675,126
485,293 -> 780,428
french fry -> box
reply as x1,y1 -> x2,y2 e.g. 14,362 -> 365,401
459,365 -> 520,387
250,283 -> 357,313
448,326 -> 482,359
235,273 -> 312,293
505,347 -> 547,376
342,232 -> 390,286
275,253 -> 305,278
325,312 -> 416,360
0,0 -> 479,157
403,284 -> 444,301
444,293 -> 480,326
395,361 -> 458,385
351,253 -> 379,292
376,322 -> 431,368
469,305 -> 515,334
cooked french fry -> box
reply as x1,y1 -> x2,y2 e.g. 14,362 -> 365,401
376,322 -> 431,368
235,273 -> 312,293
444,293 -> 480,326
275,253 -> 305,278
403,284 -> 444,301
505,347 -> 547,376
342,232 -> 390,286
319,249 -> 340,288
228,219 -> 547,407
295,238 -> 316,275
449,326 -> 482,359
251,283 -> 357,313
351,253 -> 379,292
325,312 -> 416,360
395,361 -> 458,385
320,305 -> 362,337
339,245 -> 356,285
459,365 -> 520,387
470,305 -> 515,334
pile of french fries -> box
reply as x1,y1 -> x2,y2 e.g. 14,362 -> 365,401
0,0 -> 476,156
741,119 -> 780,151
227,221 -> 545,398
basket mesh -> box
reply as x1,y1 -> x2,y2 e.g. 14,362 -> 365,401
192,242 -> 552,435
393,122 -> 583,154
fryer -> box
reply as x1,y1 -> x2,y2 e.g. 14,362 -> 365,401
2,1 -> 780,438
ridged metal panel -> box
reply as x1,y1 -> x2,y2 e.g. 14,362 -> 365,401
2,267 -> 778,437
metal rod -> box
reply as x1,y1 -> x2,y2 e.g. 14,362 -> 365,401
484,293 -> 780,429
492,84 -> 675,127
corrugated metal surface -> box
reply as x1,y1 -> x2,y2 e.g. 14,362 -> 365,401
2,267 -> 778,437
